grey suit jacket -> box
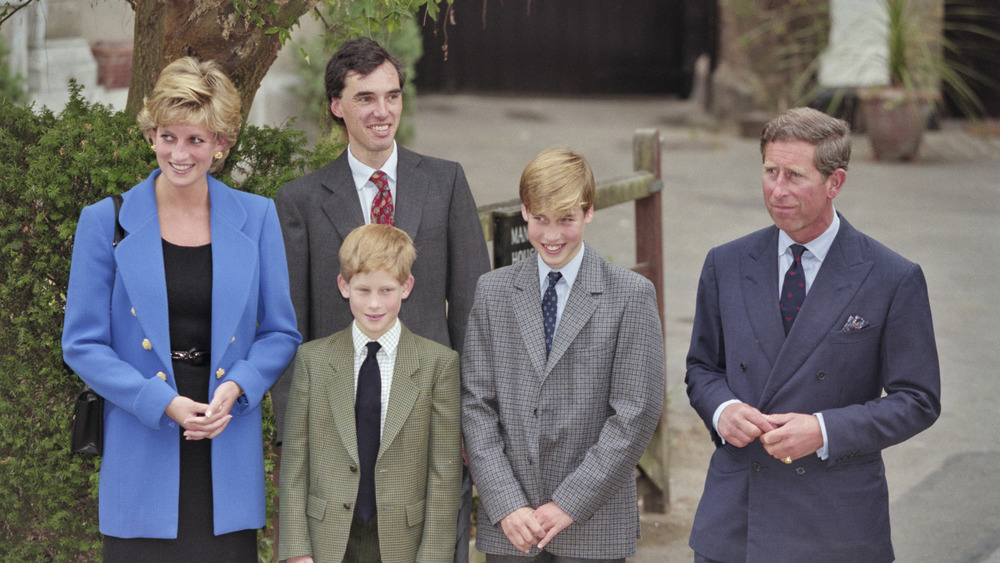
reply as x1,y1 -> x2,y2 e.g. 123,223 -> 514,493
278,324 -> 462,562
686,215 -> 941,563
462,246 -> 664,558
272,146 -> 490,440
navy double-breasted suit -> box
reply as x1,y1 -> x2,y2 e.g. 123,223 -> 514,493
62,170 -> 301,538
686,215 -> 941,562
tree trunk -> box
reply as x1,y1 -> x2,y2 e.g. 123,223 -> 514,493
125,0 -> 315,118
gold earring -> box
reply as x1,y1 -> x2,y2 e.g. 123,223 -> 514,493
150,145 -> 155,151
213,151 -> 223,160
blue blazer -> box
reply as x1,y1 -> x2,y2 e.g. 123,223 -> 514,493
62,170 -> 301,538
685,215 -> 941,562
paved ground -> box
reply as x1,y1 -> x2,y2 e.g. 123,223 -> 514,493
405,94 -> 1000,562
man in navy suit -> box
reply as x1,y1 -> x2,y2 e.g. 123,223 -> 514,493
685,107 -> 941,562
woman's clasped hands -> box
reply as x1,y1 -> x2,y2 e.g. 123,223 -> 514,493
165,380 -> 243,440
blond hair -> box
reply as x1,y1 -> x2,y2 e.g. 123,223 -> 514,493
339,224 -> 417,284
136,57 -> 242,173
519,148 -> 596,215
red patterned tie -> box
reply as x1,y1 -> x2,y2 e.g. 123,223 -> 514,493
369,170 -> 394,226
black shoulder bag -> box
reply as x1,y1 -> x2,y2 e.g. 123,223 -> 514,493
71,194 -> 125,456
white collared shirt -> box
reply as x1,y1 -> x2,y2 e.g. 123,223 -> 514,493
346,142 -> 399,224
535,242 -> 586,332
351,319 -> 401,437
776,210 -> 841,297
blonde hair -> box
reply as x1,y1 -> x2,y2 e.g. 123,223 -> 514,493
136,57 -> 242,173
519,148 -> 596,215
339,224 -> 417,284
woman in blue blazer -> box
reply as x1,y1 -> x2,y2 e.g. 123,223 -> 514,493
62,57 -> 300,561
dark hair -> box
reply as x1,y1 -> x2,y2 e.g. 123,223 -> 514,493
324,38 -> 406,125
760,107 -> 851,177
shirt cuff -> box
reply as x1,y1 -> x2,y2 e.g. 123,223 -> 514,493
712,399 -> 742,444
814,412 -> 830,460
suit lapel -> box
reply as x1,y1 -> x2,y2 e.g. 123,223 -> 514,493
759,218 -> 875,409
207,177 -> 255,369
393,148 -> 428,241
511,258 -> 549,378
379,326 -> 419,459
545,247 -> 601,375
327,331 -> 361,463
115,173 -> 172,372
320,153 -> 366,239
740,228 -> 784,370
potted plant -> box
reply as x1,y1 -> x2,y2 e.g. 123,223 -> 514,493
858,0 -> 997,160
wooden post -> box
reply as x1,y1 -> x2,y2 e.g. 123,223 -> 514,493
632,129 -> 670,513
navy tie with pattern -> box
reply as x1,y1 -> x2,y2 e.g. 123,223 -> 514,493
779,244 -> 807,335
355,341 -> 381,521
543,271 -> 562,357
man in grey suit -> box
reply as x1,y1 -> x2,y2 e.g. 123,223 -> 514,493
686,107 -> 941,562
462,149 -> 664,561
273,38 -> 490,560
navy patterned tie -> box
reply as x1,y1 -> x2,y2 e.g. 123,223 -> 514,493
542,271 -> 562,356
355,341 -> 381,521
779,244 -> 807,335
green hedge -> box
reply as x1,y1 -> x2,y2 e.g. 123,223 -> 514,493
0,83 -> 337,561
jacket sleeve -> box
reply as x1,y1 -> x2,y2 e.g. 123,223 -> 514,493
444,163 -> 490,355
820,263 -> 941,464
277,350 -> 314,561
417,350 -> 462,562
549,276 -> 665,523
461,277 -> 532,524
271,184 -> 310,439
227,200 -> 302,415
62,199 -> 177,429
685,248 -> 739,445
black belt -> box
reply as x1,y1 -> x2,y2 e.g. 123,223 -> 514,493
171,348 -> 210,366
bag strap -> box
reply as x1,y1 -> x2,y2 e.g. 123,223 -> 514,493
112,194 -> 125,246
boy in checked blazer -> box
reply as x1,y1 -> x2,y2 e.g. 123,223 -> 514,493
279,224 -> 462,562
461,149 -> 665,562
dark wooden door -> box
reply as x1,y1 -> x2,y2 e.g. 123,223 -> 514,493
415,0 -> 717,97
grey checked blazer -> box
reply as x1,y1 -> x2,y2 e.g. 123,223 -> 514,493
461,245 -> 664,558
272,146 -> 490,441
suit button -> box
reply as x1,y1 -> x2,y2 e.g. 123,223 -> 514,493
752,462 -> 761,472
349,465 -> 358,473
817,371 -> 826,381
796,467 -> 806,475
216,368 -> 225,379
740,363 -> 747,371
343,503 -> 352,510
142,338 -> 152,350
533,408 -> 538,417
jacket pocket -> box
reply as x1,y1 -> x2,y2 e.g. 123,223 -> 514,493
306,494 -> 328,521
405,499 -> 426,527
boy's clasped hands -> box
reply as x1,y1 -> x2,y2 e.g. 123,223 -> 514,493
501,503 -> 575,553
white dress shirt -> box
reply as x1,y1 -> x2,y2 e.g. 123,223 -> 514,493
351,319 -> 401,437
346,142 -> 399,224
535,242 -> 587,332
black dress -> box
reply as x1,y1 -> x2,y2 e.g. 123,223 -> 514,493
104,240 -> 255,562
